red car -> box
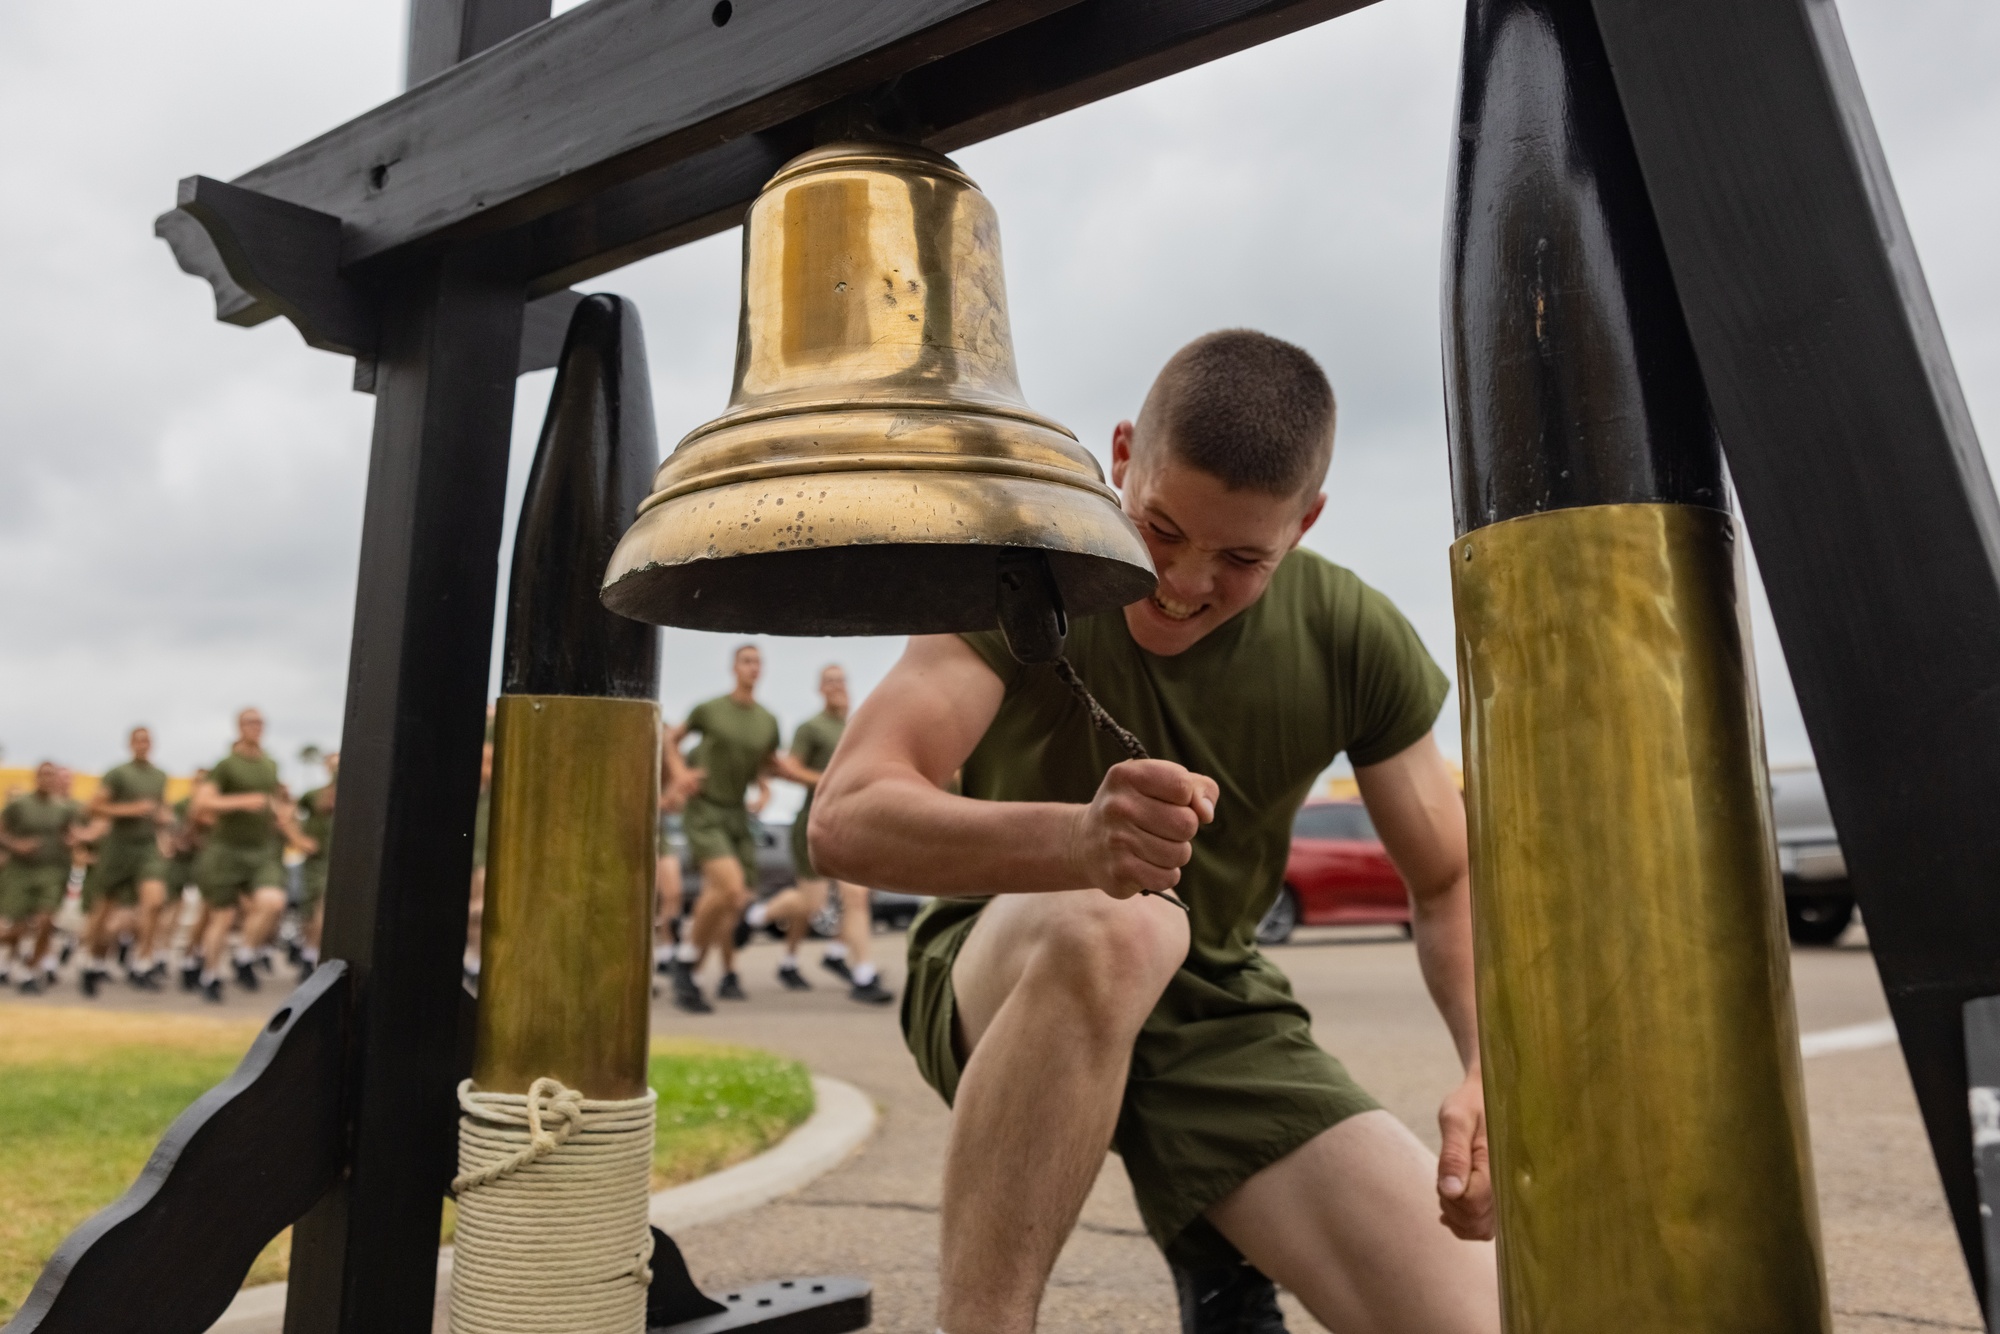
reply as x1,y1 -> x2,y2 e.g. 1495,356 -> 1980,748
1256,798 -> 1412,945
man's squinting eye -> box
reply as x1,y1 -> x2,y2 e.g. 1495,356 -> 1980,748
1147,522 -> 1185,544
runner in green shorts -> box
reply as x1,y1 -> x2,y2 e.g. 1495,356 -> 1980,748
192,708 -> 306,1002
663,643 -> 794,1012
814,332 -> 1498,1334
750,664 -> 890,1004
77,726 -> 174,995
1,762 -> 84,994
295,752 -> 335,979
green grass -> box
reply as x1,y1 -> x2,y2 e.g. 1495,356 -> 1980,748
0,1010 -> 814,1320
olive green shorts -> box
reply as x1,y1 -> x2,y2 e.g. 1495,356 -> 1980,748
299,862 -> 329,910
789,811 -> 819,881
82,838 -> 167,908
165,855 -> 195,894
902,899 -> 1380,1268
0,864 -> 68,919
684,801 -> 757,882
194,843 -> 285,908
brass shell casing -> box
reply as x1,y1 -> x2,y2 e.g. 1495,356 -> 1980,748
1453,504 -> 1829,1332
473,694 -> 659,1100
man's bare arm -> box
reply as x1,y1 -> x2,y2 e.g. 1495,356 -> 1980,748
811,635 -> 1216,898
1358,735 -> 1477,1065
1356,732 -> 1491,1240
194,779 -> 271,817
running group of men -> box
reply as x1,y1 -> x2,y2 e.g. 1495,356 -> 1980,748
653,648 -> 895,1011
0,709 -> 335,1003
0,654 -> 889,1015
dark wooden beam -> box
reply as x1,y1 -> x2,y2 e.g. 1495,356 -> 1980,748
1591,0 -> 2000,1300
232,0 -> 1084,269
520,0 -> 1374,295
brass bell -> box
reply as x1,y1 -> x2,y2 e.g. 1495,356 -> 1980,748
601,141 -> 1155,645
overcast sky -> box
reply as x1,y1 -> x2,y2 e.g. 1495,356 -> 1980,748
1,0 -> 1995,816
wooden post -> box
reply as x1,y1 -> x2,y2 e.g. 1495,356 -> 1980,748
281,10 -> 551,1332
1590,0 -> 2000,1298
282,240 -> 526,1334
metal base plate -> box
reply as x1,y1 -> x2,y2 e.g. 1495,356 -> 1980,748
651,1276 -> 870,1334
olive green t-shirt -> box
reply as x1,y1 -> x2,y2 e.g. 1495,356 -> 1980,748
100,760 -> 168,843
789,711 -> 846,827
208,751 -> 281,849
954,547 -> 1448,979
3,793 -> 82,869
684,696 -> 780,812
299,786 -> 334,868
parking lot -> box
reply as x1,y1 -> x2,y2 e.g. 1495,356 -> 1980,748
0,921 -> 1977,1331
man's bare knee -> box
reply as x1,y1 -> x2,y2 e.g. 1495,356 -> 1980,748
1024,895 -> 1187,1026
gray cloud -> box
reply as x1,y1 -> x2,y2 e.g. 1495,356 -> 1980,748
2,0 -> 1994,804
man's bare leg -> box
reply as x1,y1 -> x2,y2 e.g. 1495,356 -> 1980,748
132,878 -> 168,976
654,854 -> 684,971
759,878 -> 828,986
1205,1111 -> 1499,1334
940,890 -> 1189,1334
685,856 -> 749,981
199,904 -> 239,1000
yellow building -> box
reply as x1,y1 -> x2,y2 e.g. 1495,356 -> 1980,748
0,767 -> 197,806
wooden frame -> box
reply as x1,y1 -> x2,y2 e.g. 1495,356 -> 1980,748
137,0 -> 2000,1325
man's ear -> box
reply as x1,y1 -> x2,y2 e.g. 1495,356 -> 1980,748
1294,491 -> 1328,546
1110,421 -> 1136,488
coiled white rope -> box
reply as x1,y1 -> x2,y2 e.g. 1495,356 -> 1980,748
449,1077 -> 657,1334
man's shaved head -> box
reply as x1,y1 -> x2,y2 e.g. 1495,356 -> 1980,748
1133,329 -> 1335,500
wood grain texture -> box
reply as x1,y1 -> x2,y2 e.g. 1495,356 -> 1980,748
520,0 -> 1377,294
232,0 -> 1081,268
281,238 -> 528,1334
5,965 -> 350,1334
1591,0 -> 2000,1300
172,176 -> 377,357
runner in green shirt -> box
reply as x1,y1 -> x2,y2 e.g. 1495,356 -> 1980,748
295,751 -> 336,978
751,665 -> 890,1004
191,708 -> 307,1002
77,727 -> 173,994
662,643 -> 808,1012
1,762 -> 84,993
814,332 -> 1497,1333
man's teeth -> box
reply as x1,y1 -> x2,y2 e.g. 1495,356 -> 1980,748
1151,593 -> 1201,621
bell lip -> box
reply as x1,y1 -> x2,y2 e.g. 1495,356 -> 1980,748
763,140 -> 975,194
604,467 -> 1154,611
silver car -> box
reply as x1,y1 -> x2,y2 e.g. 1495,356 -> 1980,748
1769,765 -> 1853,945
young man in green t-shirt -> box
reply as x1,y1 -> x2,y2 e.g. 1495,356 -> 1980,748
191,708 -> 307,1002
750,664 -> 890,1004
77,726 -> 174,994
663,644 -> 808,1011
815,331 -> 1498,1334
0,761 -> 84,994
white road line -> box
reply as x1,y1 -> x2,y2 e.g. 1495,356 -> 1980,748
1800,1018 -> 1899,1058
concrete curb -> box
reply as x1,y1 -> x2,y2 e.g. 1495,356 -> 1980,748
207,1075 -> 878,1332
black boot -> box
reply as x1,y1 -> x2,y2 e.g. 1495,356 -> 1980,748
1171,1261 -> 1290,1334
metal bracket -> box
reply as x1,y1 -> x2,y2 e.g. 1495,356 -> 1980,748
646,1227 -> 871,1334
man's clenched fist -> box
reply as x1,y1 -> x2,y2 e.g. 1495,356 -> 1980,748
1071,760 -> 1218,899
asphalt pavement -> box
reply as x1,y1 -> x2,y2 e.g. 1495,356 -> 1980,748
0,921 -> 1979,1332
